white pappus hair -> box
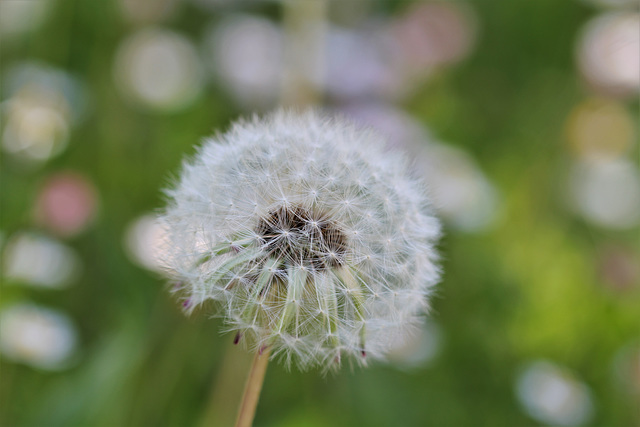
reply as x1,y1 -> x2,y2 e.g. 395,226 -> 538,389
160,109 -> 441,371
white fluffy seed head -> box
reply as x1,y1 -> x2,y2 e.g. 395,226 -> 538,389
160,110 -> 441,371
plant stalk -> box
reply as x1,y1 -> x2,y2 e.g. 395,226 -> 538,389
234,348 -> 271,427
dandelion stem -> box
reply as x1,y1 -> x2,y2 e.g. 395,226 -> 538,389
235,347 -> 271,427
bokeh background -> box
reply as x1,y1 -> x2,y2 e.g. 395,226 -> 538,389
1,0 -> 639,426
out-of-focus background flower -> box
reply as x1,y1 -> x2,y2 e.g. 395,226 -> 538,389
1,0 -> 638,426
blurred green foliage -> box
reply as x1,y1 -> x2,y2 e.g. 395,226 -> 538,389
1,0 -> 638,426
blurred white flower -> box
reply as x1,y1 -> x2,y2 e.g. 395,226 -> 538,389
1,63 -> 85,163
0,0 -> 50,37
569,158 -> 640,229
0,303 -> 78,370
160,110 -> 441,370
387,321 -> 442,369
124,214 -> 171,273
577,12 -> 640,96
516,361 -> 594,426
113,28 -> 204,112
3,232 -> 81,288
324,2 -> 477,102
419,143 -> 498,232
203,15 -> 283,109
340,102 -> 426,150
324,26 -> 401,100
1,91 -> 69,161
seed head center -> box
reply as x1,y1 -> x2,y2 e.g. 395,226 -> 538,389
256,205 -> 347,269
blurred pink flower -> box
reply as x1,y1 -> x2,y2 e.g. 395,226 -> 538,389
34,172 -> 98,237
597,246 -> 640,292
389,2 -> 476,74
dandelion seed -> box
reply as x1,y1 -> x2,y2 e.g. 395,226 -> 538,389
160,110 -> 441,370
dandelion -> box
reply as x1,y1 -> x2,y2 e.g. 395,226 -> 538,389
160,110 -> 441,425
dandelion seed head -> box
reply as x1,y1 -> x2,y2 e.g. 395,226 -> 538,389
160,110 -> 441,370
